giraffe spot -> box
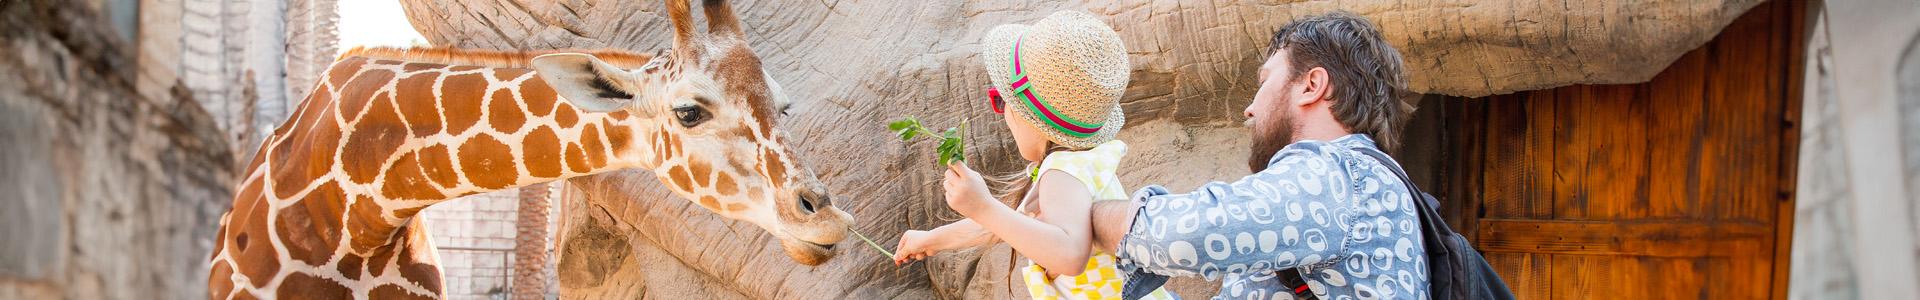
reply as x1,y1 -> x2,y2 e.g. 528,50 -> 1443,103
563,143 -> 591,174
487,89 -> 528,133
341,97 -> 410,185
667,131 -> 684,160
232,291 -> 262,300
208,261 -> 234,299
449,65 -> 483,72
603,120 -> 633,154
347,195 -> 400,254
554,103 -> 580,127
391,206 -> 425,220
580,123 -> 608,166
762,148 -> 788,189
749,187 -> 766,199
442,74 -> 488,135
363,237 -> 397,277
210,220 -> 229,260
417,144 -> 461,188
393,74 -> 444,137
269,104 -> 342,199
519,75 -> 559,117
276,182 -> 346,266
523,126 -> 564,178
726,203 -> 748,212
698,196 -> 721,210
381,151 -> 447,200
715,172 -> 738,196
667,165 -> 694,192
689,158 -> 712,188
232,188 -> 281,288
326,57 -> 368,88
394,242 -> 445,295
335,69 -> 394,123
277,272 -> 352,300
336,254 -> 364,281
370,284 -> 433,300
458,134 -> 522,189
401,62 -> 438,72
493,68 -> 531,83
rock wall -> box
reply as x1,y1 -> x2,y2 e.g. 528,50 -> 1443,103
1787,1 -> 1920,299
0,1 -> 236,298
397,0 -> 1769,298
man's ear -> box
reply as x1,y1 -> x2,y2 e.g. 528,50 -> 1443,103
1296,67 -> 1333,107
532,53 -> 637,113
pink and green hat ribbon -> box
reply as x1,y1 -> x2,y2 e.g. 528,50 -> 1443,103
1005,34 -> 1104,138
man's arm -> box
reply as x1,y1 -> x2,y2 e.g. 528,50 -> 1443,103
1108,143 -> 1353,280
1091,199 -> 1139,254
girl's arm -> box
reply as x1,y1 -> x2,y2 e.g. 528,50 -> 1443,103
945,163 -> 1095,276
892,219 -> 1001,264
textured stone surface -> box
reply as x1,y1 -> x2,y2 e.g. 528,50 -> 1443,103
1787,1 -> 1920,299
397,0 -> 1769,298
0,1 -> 236,298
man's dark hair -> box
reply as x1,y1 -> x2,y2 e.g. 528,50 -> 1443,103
1268,10 -> 1414,151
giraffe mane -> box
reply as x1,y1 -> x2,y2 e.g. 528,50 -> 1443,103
339,46 -> 657,69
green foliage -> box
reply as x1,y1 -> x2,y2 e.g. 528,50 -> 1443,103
887,116 -> 967,165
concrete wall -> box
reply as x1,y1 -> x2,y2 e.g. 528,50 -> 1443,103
1788,1 -> 1920,299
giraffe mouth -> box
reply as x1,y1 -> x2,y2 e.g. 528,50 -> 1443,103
804,241 -> 836,250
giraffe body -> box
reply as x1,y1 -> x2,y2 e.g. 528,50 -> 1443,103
208,1 -> 853,298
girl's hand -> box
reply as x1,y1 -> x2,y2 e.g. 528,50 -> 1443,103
893,230 -> 939,265
942,162 -> 995,216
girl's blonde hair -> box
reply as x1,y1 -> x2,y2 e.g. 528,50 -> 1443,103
985,141 -> 1079,212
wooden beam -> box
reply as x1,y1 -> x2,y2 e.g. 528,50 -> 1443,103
1474,219 -> 1772,258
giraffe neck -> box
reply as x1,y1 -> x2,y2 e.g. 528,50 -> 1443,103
323,57 -> 668,252
208,55 -> 679,299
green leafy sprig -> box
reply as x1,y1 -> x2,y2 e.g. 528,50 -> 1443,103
887,116 -> 967,165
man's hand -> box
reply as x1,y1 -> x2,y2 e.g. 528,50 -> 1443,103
942,162 -> 995,216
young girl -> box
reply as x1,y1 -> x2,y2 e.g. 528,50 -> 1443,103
891,11 -> 1174,300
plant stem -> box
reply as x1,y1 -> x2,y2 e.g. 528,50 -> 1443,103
849,228 -> 895,258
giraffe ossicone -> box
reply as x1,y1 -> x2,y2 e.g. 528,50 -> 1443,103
206,0 -> 854,298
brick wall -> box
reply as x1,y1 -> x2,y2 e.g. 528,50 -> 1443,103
422,185 -> 561,299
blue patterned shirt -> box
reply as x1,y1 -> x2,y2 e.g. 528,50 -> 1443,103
1115,134 -> 1430,300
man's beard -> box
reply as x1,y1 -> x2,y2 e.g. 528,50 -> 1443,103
1247,107 -> 1299,173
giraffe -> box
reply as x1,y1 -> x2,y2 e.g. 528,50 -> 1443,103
204,1 -> 854,298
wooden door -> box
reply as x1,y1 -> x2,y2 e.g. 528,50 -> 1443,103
1406,1 -> 1808,299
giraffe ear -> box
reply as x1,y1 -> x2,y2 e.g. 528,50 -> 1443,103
531,53 -> 637,113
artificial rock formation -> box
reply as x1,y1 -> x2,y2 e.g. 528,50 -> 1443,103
398,0 -> 1765,298
0,1 -> 236,298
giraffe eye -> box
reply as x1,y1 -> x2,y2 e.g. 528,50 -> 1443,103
673,106 -> 708,127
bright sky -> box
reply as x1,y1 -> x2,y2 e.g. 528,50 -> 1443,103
336,0 -> 428,53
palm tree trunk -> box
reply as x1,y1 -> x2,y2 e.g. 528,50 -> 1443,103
513,182 -> 552,299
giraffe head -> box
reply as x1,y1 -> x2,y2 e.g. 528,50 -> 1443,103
529,0 -> 852,265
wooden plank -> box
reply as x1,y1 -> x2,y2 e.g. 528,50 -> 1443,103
1485,252 -> 1551,300
1442,97 -> 1490,237
1550,84 -> 1649,220
1551,255 -> 1719,299
1473,219 -> 1771,257
1645,48 -> 1711,219
1771,0 -> 1812,299
1480,94 -> 1555,219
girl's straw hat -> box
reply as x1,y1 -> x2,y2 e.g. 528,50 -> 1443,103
982,10 -> 1129,150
